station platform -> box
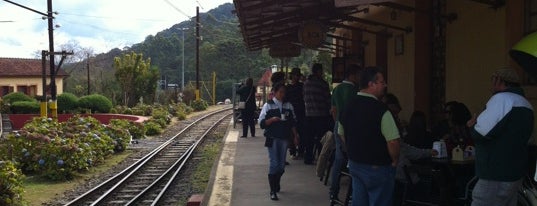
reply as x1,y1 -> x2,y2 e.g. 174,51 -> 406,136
204,120 -> 334,206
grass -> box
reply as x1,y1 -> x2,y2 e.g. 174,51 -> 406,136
192,139 -> 223,192
23,150 -> 132,205
177,132 -> 224,205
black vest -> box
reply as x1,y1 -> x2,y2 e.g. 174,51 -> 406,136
341,95 -> 392,165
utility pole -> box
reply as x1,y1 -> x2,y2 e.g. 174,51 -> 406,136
46,0 -> 58,119
87,53 -> 90,95
195,6 -> 200,101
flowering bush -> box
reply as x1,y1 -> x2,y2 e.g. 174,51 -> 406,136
0,116 -> 129,180
0,160 -> 25,205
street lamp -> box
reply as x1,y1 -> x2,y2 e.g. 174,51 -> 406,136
179,27 -> 189,91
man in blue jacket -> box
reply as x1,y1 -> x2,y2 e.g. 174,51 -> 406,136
468,68 -> 534,206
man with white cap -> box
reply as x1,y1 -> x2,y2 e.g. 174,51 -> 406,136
467,68 -> 534,206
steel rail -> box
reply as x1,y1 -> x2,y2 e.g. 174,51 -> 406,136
64,107 -> 231,206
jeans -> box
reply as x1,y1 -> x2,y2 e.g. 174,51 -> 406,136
268,137 -> 288,174
330,122 -> 346,196
348,160 -> 395,206
471,178 -> 522,206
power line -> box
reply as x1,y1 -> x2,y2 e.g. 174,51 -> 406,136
61,12 -> 173,22
58,18 -> 141,37
163,0 -> 191,19
196,0 -> 204,10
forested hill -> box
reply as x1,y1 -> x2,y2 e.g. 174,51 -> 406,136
91,3 -> 274,85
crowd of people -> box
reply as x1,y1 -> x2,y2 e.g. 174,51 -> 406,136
236,64 -> 534,206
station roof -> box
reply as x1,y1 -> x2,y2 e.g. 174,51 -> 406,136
232,0 -> 498,53
232,0 -> 413,53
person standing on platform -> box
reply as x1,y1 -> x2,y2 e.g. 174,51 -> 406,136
259,82 -> 299,201
287,67 -> 306,159
340,67 -> 400,206
329,64 -> 360,201
467,68 -> 534,206
303,63 -> 332,165
236,77 -> 257,138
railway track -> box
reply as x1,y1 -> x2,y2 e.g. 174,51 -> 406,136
64,107 -> 232,206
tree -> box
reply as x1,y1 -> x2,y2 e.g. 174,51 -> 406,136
113,52 -> 159,106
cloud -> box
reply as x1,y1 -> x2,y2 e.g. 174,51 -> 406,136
0,0 -> 232,58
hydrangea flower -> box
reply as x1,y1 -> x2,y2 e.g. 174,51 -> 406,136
38,159 -> 45,165
57,159 -> 64,166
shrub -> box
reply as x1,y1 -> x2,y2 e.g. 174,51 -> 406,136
0,161 -> 25,205
132,103 -> 153,116
175,110 -> 187,120
109,119 -> 145,140
0,98 -> 9,114
152,108 -> 171,125
169,102 -> 192,120
144,121 -> 162,135
191,99 -> 208,111
57,93 -> 79,113
2,92 -> 35,104
78,94 -> 113,113
10,101 -> 39,114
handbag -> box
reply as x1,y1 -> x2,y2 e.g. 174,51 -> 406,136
238,88 -> 252,109
238,101 -> 246,109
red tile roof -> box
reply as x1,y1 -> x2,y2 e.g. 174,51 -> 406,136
257,69 -> 272,86
0,57 -> 68,77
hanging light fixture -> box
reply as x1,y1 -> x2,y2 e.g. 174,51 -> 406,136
510,32 -> 537,78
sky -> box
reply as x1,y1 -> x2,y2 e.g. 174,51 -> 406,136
0,0 -> 233,58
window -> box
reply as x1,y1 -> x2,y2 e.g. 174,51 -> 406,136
16,85 -> 37,96
1,86 -> 13,97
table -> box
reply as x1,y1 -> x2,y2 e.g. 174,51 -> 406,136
410,158 -> 475,205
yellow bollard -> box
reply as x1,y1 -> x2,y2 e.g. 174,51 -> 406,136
40,101 -> 47,117
49,100 -> 57,119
